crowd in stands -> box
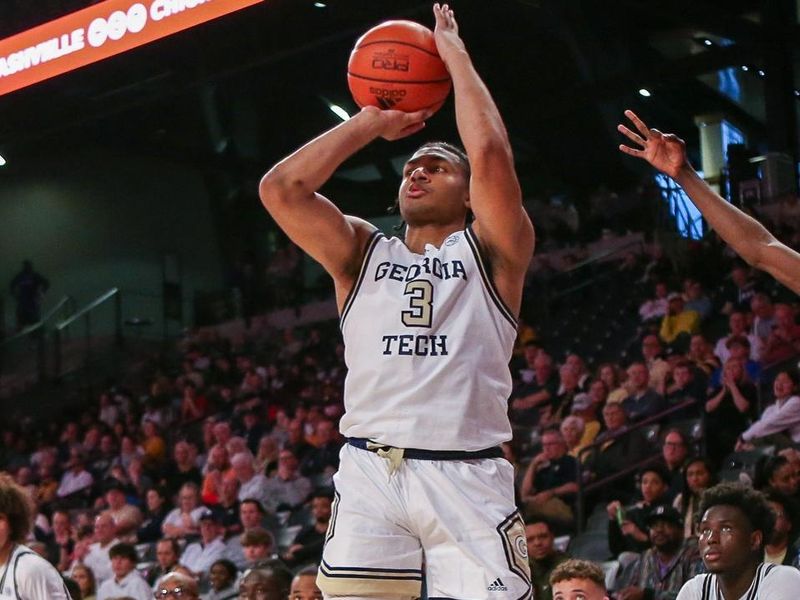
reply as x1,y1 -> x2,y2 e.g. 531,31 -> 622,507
0,184 -> 799,599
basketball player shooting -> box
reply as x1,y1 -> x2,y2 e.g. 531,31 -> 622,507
618,110 -> 800,294
259,4 -> 534,599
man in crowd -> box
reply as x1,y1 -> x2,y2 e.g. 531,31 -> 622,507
615,505 -> 702,600
659,429 -> 689,500
714,311 -> 762,364
232,451 -> 269,509
623,361 -> 665,422
225,498 -> 273,569
240,527 -> 279,571
238,567 -> 293,600
521,428 -> 578,529
262,448 -> 312,512
764,491 -> 799,567
283,489 -> 333,568
147,537 -> 181,587
102,479 -> 142,542
96,542 -> 152,600
527,519 -> 570,600
180,512 -> 227,580
83,512 -> 120,585
659,293 -> 700,350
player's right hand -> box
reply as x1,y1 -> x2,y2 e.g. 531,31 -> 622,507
617,109 -> 690,180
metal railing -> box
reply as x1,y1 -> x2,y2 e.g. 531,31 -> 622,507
53,288 -> 122,379
575,398 -> 700,532
0,295 -> 76,383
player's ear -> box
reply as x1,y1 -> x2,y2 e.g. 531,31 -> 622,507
750,529 -> 763,551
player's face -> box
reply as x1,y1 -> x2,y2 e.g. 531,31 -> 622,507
698,505 -> 760,575
289,574 -> 323,600
552,578 -> 609,600
398,150 -> 469,226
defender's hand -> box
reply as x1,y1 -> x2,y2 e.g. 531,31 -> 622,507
618,109 -> 690,180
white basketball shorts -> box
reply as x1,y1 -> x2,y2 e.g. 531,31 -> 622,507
317,443 -> 532,599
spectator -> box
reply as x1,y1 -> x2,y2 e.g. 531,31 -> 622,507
607,466 -> 671,556
216,477 -> 241,539
510,352 -> 558,425
232,452 -> 269,509
714,311 -> 762,364
141,420 -> 166,471
659,429 -> 689,501
147,537 -> 181,587
721,264 -> 757,314
224,499 -> 271,570
204,559 -> 238,600
521,518 -> 568,600
238,410 -> 266,456
560,415 -> 587,460
83,513 -> 120,585
96,542 -> 152,600
71,563 -> 97,600
673,458 -> 716,539
288,565 -> 323,600
659,293 -> 700,350
282,489 -> 333,568
709,336 -> 761,387
161,441 -> 203,499
180,513 -> 227,579
137,486 -> 170,544
237,567 -> 292,600
622,362 -> 665,422
240,527 -> 278,570
705,358 -> 757,464
753,456 -> 800,497
541,364 -> 582,427
9,259 -> 49,329
614,505 -> 702,600
664,361 -> 704,420
571,386 -> 603,449
684,280 -> 712,322
102,480 -> 143,542
154,571 -> 200,600
750,293 -> 776,342
201,445 -> 231,506
565,353 -> 592,391
598,362 -> 628,405
181,381 -> 209,423
686,334 -> 720,379
299,419 -> 341,477
46,508 -> 75,572
550,559 -> 609,600
162,482 -> 207,539
520,428 -> 578,529
56,448 -> 94,502
640,335 -> 671,395
764,491 -> 799,567
283,420 -> 313,465
737,370 -> 800,450
254,436 -> 279,478
262,449 -> 312,512
762,304 -> 800,365
639,281 -> 669,324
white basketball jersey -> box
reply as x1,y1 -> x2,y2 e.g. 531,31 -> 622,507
339,227 -> 517,451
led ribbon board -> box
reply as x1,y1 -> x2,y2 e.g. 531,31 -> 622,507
0,0 -> 263,96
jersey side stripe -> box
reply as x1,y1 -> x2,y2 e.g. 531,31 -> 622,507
464,227 -> 518,330
340,230 -> 384,329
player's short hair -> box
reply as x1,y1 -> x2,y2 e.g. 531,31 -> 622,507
0,474 -> 33,543
549,558 -> 606,589
698,482 -> 775,547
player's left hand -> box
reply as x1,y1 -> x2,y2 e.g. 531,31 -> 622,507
433,4 -> 466,64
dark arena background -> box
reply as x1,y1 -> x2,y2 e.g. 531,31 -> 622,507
0,0 -> 799,598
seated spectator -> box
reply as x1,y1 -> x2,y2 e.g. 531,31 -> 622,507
224,499 -> 273,570
709,336 -> 761,387
82,513 -> 120,585
762,303 -> 800,364
201,445 -> 231,506
102,479 -> 142,542
750,293 -> 776,343
232,452 -> 269,509
216,477 -> 241,539
564,353 -> 592,391
721,264 -> 758,314
527,519 -> 570,600
672,457 -> 716,539
550,559 -> 609,600
714,311 -> 762,364
520,428 -> 578,529
283,419 -> 314,465
517,340 -> 541,383
56,448 -> 94,503
737,370 -> 800,450
254,436 -> 279,478
237,567 -> 292,600
704,358 -> 757,464
205,559 -> 238,600
584,403 -> 651,502
71,563 -> 97,600
659,429 -> 689,501
46,508 -> 75,572
614,505 -> 702,600
684,279 -> 712,321
510,352 -> 558,426
560,415 -> 586,460
181,513 -> 227,580
299,419 -> 341,477
569,389 -> 602,455
640,335 -> 670,395
162,482 -> 208,539
96,542 -> 152,600
180,381 -> 209,423
686,334 -> 720,380
753,455 -> 800,497
639,281 -> 669,324
154,572 -> 200,600
282,489 -> 333,568
240,527 -> 279,571
598,362 -> 627,405
621,362 -> 665,422
89,434 -> 118,481
263,449 -> 312,513
659,293 -> 700,350
764,491 -> 799,567
289,565 -> 323,600
147,537 -> 181,587
607,466 -> 671,556
664,360 -> 704,420
541,364 -> 582,427
137,486 -> 170,544
238,410 -> 266,456
161,441 -> 203,499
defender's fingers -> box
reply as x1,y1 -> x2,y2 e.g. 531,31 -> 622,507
619,144 -> 645,158
617,124 -> 646,147
624,109 -> 651,139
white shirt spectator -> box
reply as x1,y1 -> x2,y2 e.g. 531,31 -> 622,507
180,536 -> 227,576
83,538 -> 120,584
97,569 -> 152,600
56,469 -> 93,498
741,395 -> 800,443
261,474 -> 312,512
714,333 -> 762,364
161,506 -> 209,534
237,473 -> 269,506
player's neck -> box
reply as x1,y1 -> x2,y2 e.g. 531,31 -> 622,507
404,224 -> 462,254
718,562 -> 759,600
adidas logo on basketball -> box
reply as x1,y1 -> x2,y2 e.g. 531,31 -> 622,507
487,578 -> 508,592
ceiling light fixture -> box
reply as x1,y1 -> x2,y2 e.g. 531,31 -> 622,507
0,154 -> 6,166
313,2 -> 327,7
638,88 -> 652,97
329,104 -> 350,121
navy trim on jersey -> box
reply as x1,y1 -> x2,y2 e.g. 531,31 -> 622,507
340,229 -> 383,329
320,559 -> 423,581
348,438 -> 503,460
325,490 -> 340,544
464,226 -> 518,330
495,510 -> 533,600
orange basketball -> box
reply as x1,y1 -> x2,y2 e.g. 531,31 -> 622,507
347,20 -> 451,114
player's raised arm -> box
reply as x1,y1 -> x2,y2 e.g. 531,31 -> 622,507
259,106 -> 431,300
432,4 -> 535,305
619,109 -> 800,294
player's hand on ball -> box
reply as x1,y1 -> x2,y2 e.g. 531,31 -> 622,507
363,106 -> 432,141
618,109 -> 689,180
433,3 -> 465,63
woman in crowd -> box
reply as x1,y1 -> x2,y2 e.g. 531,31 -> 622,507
672,456 -> 716,538
598,363 -> 627,404
737,369 -> 800,450
704,357 -> 757,463
71,563 -> 97,600
203,559 -> 238,600
137,486 -> 171,543
754,454 -> 800,497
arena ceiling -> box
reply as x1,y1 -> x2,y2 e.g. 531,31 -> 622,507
0,0 -> 793,216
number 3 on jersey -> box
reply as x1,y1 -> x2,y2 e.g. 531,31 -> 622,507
401,280 -> 434,327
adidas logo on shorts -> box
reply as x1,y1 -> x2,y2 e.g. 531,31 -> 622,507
487,577 -> 508,592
